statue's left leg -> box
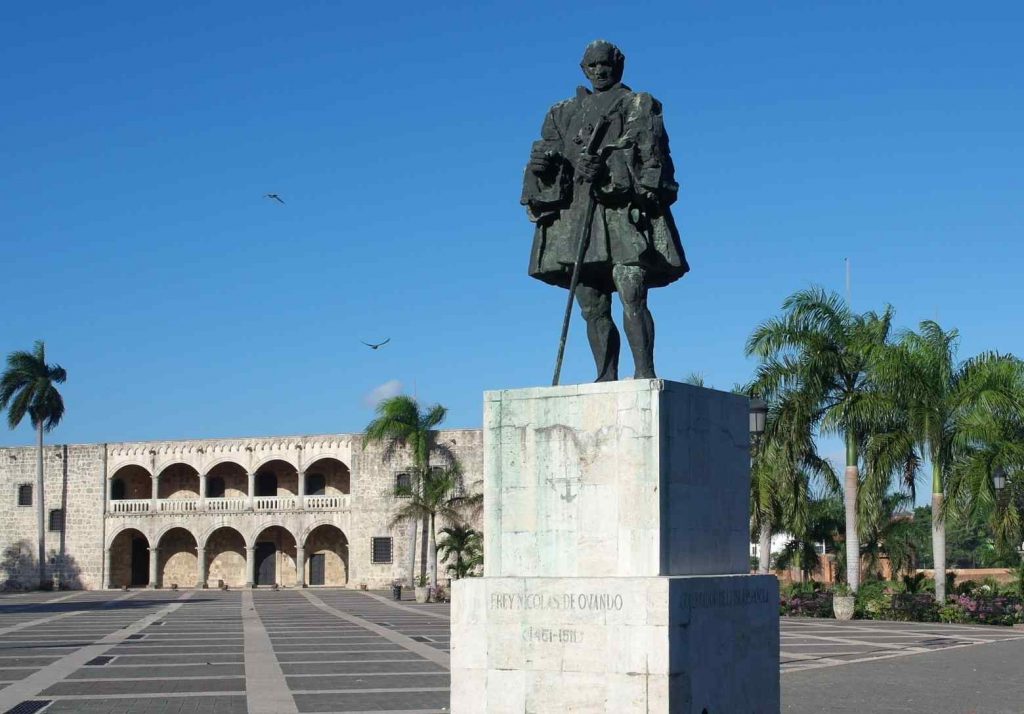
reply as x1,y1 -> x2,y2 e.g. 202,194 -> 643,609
612,264 -> 656,379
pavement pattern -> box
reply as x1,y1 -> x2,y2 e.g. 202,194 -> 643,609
1,590 -> 1023,713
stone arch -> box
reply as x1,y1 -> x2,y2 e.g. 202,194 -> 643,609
251,523 -> 298,587
205,460 -> 248,498
109,464 -> 153,500
155,462 -> 200,499
203,525 -> 247,588
253,458 -> 297,497
251,454 -> 298,473
108,527 -> 150,588
201,457 -> 247,476
303,457 -> 351,495
249,521 -> 296,549
302,523 -> 349,586
155,526 -> 198,589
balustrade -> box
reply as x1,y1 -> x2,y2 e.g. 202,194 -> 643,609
206,497 -> 249,512
158,499 -> 199,513
107,494 -> 350,514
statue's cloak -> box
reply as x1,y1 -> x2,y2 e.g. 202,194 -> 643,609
522,83 -> 688,291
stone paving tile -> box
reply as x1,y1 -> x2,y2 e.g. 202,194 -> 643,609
44,695 -> 249,713
68,663 -> 245,679
279,660 -> 446,675
294,690 -> 449,713
44,677 -> 245,695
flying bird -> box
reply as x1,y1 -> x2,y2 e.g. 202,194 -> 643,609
362,338 -> 391,350
264,193 -> 285,204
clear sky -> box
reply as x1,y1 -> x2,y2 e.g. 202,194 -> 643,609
3,1 -> 1022,478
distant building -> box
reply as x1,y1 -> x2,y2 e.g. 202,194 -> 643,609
0,430 -> 482,590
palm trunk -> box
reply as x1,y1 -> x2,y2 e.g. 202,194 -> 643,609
407,520 -> 416,588
843,432 -> 860,592
36,422 -> 46,588
419,516 -> 429,582
758,522 -> 772,574
932,460 -> 946,602
428,513 -> 438,589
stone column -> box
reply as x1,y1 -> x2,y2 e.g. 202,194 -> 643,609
196,546 -> 208,588
150,474 -> 159,513
149,547 -> 159,589
246,546 -> 256,587
295,546 -> 306,588
297,470 -> 307,509
199,472 -> 208,510
104,548 -> 113,589
247,472 -> 255,510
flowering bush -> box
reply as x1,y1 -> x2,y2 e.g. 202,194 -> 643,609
778,590 -> 835,618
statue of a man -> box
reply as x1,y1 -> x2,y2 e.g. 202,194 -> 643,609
522,40 -> 687,381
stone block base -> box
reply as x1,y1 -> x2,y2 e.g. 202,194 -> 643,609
451,574 -> 779,713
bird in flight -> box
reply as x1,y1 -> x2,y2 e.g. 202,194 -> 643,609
264,193 -> 285,204
362,338 -> 391,350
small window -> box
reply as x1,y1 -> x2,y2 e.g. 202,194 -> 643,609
17,484 -> 32,507
371,537 -> 393,564
207,476 -> 225,498
48,509 -> 64,532
394,472 -> 413,496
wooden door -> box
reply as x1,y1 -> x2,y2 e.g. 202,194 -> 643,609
309,553 -> 325,586
255,542 -> 276,585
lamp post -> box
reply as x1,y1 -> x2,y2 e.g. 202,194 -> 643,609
993,466 -> 1007,493
750,398 -> 769,573
749,398 -> 768,440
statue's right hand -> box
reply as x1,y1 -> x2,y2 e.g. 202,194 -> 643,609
529,152 -> 555,176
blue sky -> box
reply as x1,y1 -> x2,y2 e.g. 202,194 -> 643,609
3,1 -> 1022,485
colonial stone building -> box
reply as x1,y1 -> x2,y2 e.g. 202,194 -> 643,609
0,429 -> 482,590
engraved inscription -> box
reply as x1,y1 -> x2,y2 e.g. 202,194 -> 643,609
681,588 -> 769,608
489,592 -> 624,612
522,626 -> 583,644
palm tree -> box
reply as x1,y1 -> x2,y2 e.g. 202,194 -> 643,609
751,388 -> 839,574
747,288 -> 894,592
0,340 -> 67,587
857,490 -> 917,579
871,321 -> 1023,601
363,395 -> 449,586
775,492 -> 844,581
437,524 -> 483,579
390,463 -> 464,588
947,400 -> 1024,553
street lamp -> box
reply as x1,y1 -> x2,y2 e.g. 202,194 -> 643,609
749,398 -> 768,438
993,466 -> 1007,492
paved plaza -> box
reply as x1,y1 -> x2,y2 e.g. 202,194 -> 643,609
1,590 -> 1023,713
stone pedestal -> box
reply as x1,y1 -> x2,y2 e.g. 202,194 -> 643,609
451,380 -> 780,713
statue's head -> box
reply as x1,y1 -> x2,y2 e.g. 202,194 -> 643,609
580,40 -> 625,92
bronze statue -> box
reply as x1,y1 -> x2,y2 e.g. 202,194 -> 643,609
522,40 -> 687,383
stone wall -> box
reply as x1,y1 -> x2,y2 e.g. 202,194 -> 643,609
0,443 -> 105,590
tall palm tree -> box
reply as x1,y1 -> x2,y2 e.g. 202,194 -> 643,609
362,395 -> 448,585
390,463 -> 464,588
747,288 -> 893,592
437,524 -> 483,579
0,340 -> 67,587
751,390 -> 837,574
871,322 -> 1023,601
